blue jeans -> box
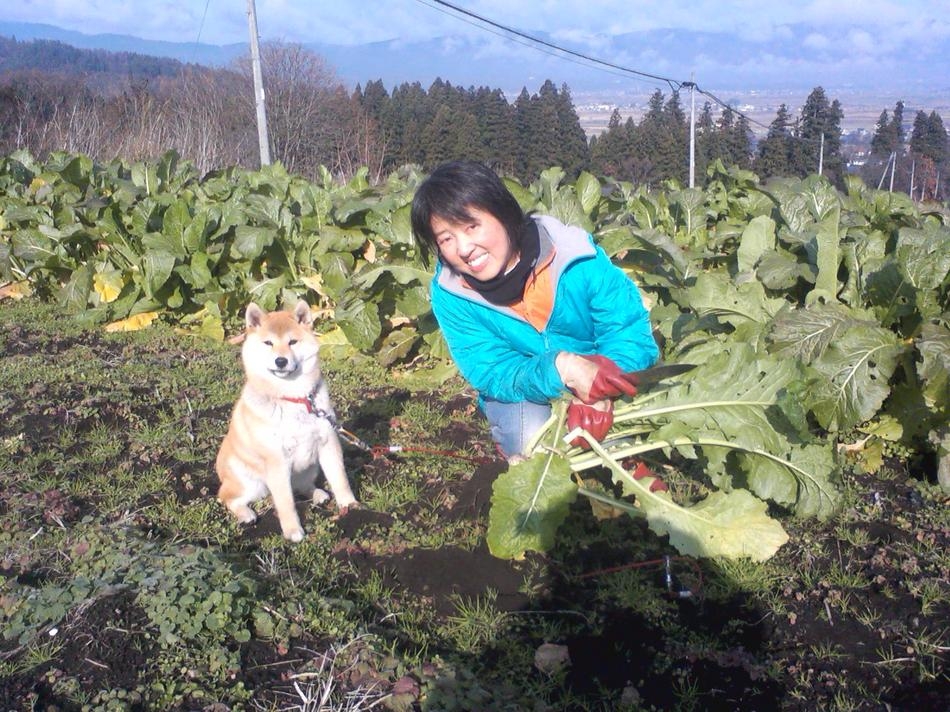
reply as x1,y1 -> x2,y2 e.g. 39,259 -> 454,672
482,398 -> 552,459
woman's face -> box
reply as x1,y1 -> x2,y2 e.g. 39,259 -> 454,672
431,207 -> 518,280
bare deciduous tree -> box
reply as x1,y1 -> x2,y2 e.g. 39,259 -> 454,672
234,41 -> 388,181
0,44 -> 388,182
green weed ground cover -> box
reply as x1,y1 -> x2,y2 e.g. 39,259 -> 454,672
0,299 -> 947,711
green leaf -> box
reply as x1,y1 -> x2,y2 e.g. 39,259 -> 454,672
806,325 -> 905,432
645,488 -> 789,561
354,264 -> 430,291
335,295 -> 382,350
642,344 -> 799,457
756,248 -> 813,291
769,302 -> 862,362
161,199 -> 192,254
536,166 -> 566,208
395,284 -> 431,318
182,209 -> 211,254
367,202 -> 414,245
56,154 -> 92,188
310,225 -> 367,254
863,258 -> 917,326
142,250 -> 177,298
487,452 -> 578,560
316,252 -> 355,298
378,327 -> 418,366
671,188 -> 706,243
503,176 -> 537,214
687,272 -> 786,329
11,229 -> 58,265
574,171 -> 601,217
130,160 -> 159,195
59,263 -> 93,310
896,225 -> 950,293
141,231 -> 186,259
420,316 -> 452,361
188,252 -> 214,289
737,215 -> 776,273
549,190 -> 593,234
243,193 -> 285,228
627,191 -> 666,231
809,203 -> 841,302
246,274 -> 288,309
740,443 -> 839,519
233,226 -> 274,258
588,440 -> 789,561
917,321 -> 950,411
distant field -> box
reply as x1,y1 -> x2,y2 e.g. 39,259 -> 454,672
575,89 -> 950,138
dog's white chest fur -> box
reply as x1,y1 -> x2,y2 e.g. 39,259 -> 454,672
272,399 -> 335,470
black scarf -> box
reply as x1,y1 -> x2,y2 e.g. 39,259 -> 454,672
464,221 -> 540,306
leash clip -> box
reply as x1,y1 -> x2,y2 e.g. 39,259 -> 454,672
336,427 -> 373,452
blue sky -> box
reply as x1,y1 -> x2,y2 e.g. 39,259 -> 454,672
6,1 -> 950,97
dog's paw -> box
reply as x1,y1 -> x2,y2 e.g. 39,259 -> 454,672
311,488 -> 331,506
282,527 -> 305,543
336,501 -> 360,516
233,506 -> 258,525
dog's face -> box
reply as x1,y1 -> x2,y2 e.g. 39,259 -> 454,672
241,300 -> 320,381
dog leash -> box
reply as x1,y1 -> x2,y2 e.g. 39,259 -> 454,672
577,554 -> 703,599
339,426 -> 494,465
280,395 -> 374,450
280,395 -> 492,464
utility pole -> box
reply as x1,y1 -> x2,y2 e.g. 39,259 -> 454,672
687,77 -> 696,188
247,0 -> 270,167
878,151 -> 895,190
818,133 -> 824,176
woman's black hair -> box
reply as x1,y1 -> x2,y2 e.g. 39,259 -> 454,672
410,160 -> 528,267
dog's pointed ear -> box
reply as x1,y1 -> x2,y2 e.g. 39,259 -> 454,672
293,300 -> 314,326
245,302 -> 265,329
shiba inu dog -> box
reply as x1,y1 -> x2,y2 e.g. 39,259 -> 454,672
215,300 -> 357,541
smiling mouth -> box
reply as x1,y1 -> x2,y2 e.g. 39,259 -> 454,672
466,253 -> 489,269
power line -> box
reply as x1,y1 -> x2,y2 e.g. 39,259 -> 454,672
413,0 -> 651,86
693,86 -> 771,133
186,0 -> 213,65
419,0 -> 684,92
417,0 -> 829,151
695,87 -> 824,147
194,0 -> 212,45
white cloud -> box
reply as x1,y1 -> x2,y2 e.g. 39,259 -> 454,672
802,33 -> 831,51
846,29 -> 876,55
5,0 -> 950,64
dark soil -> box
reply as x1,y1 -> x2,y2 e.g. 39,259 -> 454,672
1,314 -> 948,711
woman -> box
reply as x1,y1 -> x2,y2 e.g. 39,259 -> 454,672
410,160 -> 659,460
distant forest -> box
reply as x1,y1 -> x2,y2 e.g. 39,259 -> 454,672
0,35 -> 946,200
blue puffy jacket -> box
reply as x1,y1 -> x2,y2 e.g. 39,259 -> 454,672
430,215 -> 658,404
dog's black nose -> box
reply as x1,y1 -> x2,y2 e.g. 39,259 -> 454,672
274,357 -> 288,369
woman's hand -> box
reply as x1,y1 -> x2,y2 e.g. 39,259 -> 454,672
566,397 -> 613,448
556,352 -> 600,402
556,352 -> 638,403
